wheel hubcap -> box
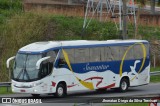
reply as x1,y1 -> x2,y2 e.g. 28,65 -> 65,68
58,87 -> 63,96
121,81 -> 127,90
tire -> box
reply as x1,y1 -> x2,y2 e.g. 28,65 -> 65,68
55,83 -> 66,98
31,94 -> 40,97
119,78 -> 129,92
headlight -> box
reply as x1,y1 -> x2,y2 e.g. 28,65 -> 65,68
12,83 -> 17,87
32,83 -> 36,87
31,82 -> 43,87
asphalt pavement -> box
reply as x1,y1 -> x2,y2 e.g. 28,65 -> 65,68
0,83 -> 160,106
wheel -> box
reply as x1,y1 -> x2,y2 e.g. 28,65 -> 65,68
55,83 -> 66,98
31,94 -> 40,97
119,78 -> 129,92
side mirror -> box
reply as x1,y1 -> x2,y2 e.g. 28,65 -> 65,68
6,56 -> 15,68
36,56 -> 50,70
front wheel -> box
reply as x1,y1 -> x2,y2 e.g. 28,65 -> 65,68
55,83 -> 66,98
119,78 -> 129,92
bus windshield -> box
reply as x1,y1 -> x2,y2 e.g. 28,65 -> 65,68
13,53 -> 42,82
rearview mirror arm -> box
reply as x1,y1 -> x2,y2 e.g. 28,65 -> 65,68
36,56 -> 51,70
6,56 -> 15,69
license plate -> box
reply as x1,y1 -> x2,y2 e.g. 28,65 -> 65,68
20,90 -> 26,92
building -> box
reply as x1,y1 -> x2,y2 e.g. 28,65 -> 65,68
23,0 -> 86,16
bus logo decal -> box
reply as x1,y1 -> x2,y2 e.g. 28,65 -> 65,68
84,63 -> 109,71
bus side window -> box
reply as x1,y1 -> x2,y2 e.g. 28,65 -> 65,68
144,44 -> 149,56
89,47 -> 101,62
65,49 -> 75,63
75,48 -> 89,63
134,44 -> 143,59
111,46 -> 120,61
57,53 -> 66,68
57,49 -> 75,68
47,51 -> 58,70
40,51 -> 57,78
104,46 -> 114,61
119,46 -> 129,60
100,47 -> 105,61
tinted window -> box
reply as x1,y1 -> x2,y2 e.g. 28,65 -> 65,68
75,48 -> 89,63
65,49 -> 75,63
89,47 -> 101,62
134,44 -> 143,59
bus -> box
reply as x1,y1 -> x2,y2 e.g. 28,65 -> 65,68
7,40 -> 150,97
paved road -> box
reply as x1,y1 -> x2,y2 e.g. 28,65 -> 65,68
0,83 -> 160,106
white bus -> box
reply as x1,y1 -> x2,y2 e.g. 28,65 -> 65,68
7,40 -> 150,97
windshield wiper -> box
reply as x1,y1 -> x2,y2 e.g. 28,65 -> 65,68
16,68 -> 24,79
24,69 -> 30,80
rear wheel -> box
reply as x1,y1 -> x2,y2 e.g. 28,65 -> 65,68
55,83 -> 66,98
31,94 -> 40,97
119,78 -> 129,92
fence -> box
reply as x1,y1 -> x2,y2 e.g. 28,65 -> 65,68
0,82 -> 11,92
150,71 -> 160,76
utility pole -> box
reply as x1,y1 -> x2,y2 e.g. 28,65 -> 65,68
68,0 -> 72,4
122,0 -> 128,39
151,0 -> 156,14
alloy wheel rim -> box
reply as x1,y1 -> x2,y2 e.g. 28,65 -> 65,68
58,87 -> 63,96
121,81 -> 127,90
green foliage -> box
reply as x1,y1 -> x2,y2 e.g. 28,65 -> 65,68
150,67 -> 160,83
0,87 -> 12,95
0,0 -> 22,24
151,67 -> 160,72
0,0 -> 22,10
0,13 -> 50,81
138,25 -> 160,40
0,0 -> 13,10
50,16 -> 84,40
150,75 -> 160,83
84,21 -> 120,40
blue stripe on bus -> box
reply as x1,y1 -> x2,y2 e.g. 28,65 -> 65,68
18,42 -> 149,54
58,58 -> 150,74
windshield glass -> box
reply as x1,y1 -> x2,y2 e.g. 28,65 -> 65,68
13,50 -> 59,82
13,53 -> 42,82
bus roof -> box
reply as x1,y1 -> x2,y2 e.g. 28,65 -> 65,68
19,40 -> 148,54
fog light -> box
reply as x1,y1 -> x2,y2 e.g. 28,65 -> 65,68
12,89 -> 14,92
